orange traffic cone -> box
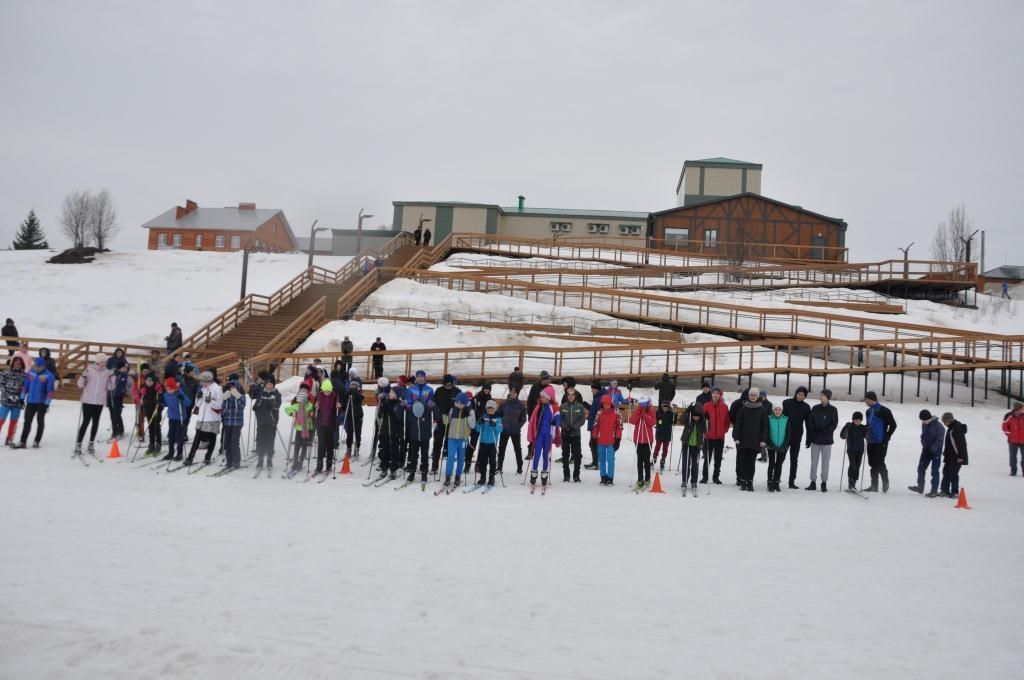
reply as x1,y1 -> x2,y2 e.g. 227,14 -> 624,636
339,455 -> 352,475
649,471 -> 665,494
954,488 -> 971,510
107,440 -> 122,460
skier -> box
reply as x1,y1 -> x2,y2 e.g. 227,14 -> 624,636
559,384 -> 587,482
498,386 -> 527,474
184,371 -> 222,466
339,376 -> 365,459
251,378 -> 282,469
431,374 -> 460,475
939,412 -> 968,498
782,386 -> 811,489
284,382 -> 314,474
160,377 -> 192,461
909,409 -> 944,497
340,336 -> 354,375
442,392 -> 475,490
585,381 -> 608,470
107,363 -> 131,439
679,402 -> 706,494
138,373 -> 164,455
105,347 -> 128,371
629,395 -> 656,489
863,391 -> 897,492
370,337 -> 386,379
526,385 -> 561,493
1002,402 -> 1024,476
475,400 -> 502,486
507,366 -> 525,395
179,365 -> 199,443
653,401 -> 674,472
74,354 -> 111,456
701,387 -> 730,484
2,318 -> 17,355
378,384 -> 406,479
221,375 -> 246,469
405,383 -> 434,485
805,389 -> 838,492
606,379 -> 626,408
0,356 -> 26,445
593,393 -> 622,486
732,388 -> 768,492
313,378 -> 338,474
765,404 -> 790,492
839,412 -> 868,491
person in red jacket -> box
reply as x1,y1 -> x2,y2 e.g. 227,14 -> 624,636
593,394 -> 622,486
701,387 -> 731,485
629,396 -> 656,489
1003,402 -> 1024,476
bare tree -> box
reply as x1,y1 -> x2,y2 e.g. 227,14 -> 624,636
59,191 -> 92,248
930,203 -> 971,270
88,189 -> 119,249
723,220 -> 752,278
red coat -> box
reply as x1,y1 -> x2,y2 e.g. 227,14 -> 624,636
704,399 -> 731,440
629,406 -> 656,445
593,397 -> 622,446
1004,413 -> 1024,445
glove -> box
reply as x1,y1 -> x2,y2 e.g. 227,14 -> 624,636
805,441 -> 811,449
205,396 -> 212,403
230,388 -> 241,399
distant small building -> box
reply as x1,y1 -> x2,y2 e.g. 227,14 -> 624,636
141,200 -> 296,252
676,157 -> 763,207
981,265 -> 1024,294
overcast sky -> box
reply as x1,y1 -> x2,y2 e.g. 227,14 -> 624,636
1,0 -> 1020,264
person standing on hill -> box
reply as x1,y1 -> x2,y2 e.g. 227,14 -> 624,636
431,374 -> 460,475
185,371 -> 222,466
251,378 -> 281,469
805,389 -> 838,492
17,357 -> 55,449
160,378 -> 192,462
782,387 -> 811,489
731,388 -> 768,492
909,409 -> 944,497
654,373 -> 676,406
0,356 -> 27,446
526,370 -> 553,418
765,404 -> 790,492
694,382 -> 712,406
74,355 -> 111,456
3,318 -> 19,356
340,336 -> 354,375
701,387 -> 730,484
593,393 -> 622,486
679,402 -> 706,495
370,337 -> 386,379
165,322 -> 183,354
864,391 -> 898,492
839,411 -> 868,491
629,396 -> 656,489
507,366 -> 525,395
940,412 -> 968,498
559,385 -> 587,482
498,386 -> 527,474
526,386 -> 561,493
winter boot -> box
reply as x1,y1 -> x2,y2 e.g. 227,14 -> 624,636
584,460 -> 598,470
162,452 -> 174,461
821,482 -> 828,493
908,484 -> 923,494
805,481 -> 817,491
926,489 -> 939,498
865,472 -> 879,492
443,474 -> 451,488
32,441 -> 40,449
174,454 -> 183,461
256,456 -> 264,470
713,475 -> 722,485
563,473 -> 571,483
452,475 -> 461,489
389,470 -> 398,480
691,483 -> 698,494
681,484 -> 687,496
745,480 -> 754,492
87,442 -> 95,455
788,480 -> 798,489
848,479 -> 857,491
74,443 -> 82,456
881,471 -> 890,493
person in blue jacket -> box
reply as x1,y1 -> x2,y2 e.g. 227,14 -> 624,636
909,409 -> 944,497
585,381 -> 608,470
474,400 -> 503,486
17,357 -> 55,448
160,377 -> 193,461
107,362 -> 132,439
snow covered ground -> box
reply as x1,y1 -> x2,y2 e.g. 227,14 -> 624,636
1,397 -> 1021,679
0,249 -> 350,347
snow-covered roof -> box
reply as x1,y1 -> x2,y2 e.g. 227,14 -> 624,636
141,205 -> 296,241
983,266 -> 1024,280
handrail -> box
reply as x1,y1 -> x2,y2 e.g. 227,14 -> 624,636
257,296 -> 327,356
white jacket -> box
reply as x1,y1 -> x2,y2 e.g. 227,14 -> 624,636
77,362 -> 112,406
194,383 -> 223,423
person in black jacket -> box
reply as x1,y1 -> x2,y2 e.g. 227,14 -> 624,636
939,412 -> 968,498
805,389 -> 839,492
695,382 -> 712,406
507,367 -> 524,395
729,387 -> 750,485
782,386 -> 811,489
431,374 -> 460,474
654,401 -> 674,471
732,388 -> 768,491
654,373 -> 676,407
164,322 -> 183,354
340,336 -> 354,375
2,318 -> 17,355
526,370 -> 552,417
370,337 -> 386,379
839,411 -> 867,491
467,383 -> 493,465
251,378 -> 282,469
339,378 -> 365,458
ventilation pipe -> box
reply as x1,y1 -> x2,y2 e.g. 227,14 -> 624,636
517,195 -> 525,212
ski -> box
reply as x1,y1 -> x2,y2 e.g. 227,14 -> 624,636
253,468 -> 264,479
845,489 -> 870,500
282,469 -> 303,480
462,483 -> 485,494
86,451 -> 104,464
374,475 -> 398,488
135,457 -> 167,468
481,485 -> 495,494
162,463 -> 192,474
72,453 -> 90,467
363,474 -> 389,487
186,462 -> 213,475
209,466 -> 238,478
317,471 -> 333,484
394,479 -> 420,491
301,471 -> 327,483
446,483 -> 462,495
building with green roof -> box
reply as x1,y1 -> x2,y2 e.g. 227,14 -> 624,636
676,157 -> 763,207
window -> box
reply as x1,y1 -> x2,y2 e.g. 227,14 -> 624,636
195,234 -> 203,248
665,228 -> 690,243
587,223 -> 610,234
215,235 -> 225,249
704,229 -> 719,248
230,235 -> 241,249
619,224 -> 642,236
271,222 -> 277,234
172,233 -> 182,248
157,233 -> 167,247
550,222 -> 572,233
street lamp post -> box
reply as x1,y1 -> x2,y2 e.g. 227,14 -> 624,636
355,208 -> 375,255
307,219 -> 327,268
897,241 -> 914,279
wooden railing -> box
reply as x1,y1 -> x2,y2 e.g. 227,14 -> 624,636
335,270 -> 383,319
257,296 -> 327,356
4,335 -> 164,379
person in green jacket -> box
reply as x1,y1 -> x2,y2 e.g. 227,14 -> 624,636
766,405 -> 791,492
284,382 -> 315,474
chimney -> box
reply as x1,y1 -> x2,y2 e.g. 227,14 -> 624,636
175,206 -> 186,219
238,202 -> 256,211
185,199 -> 198,213
517,195 -> 525,212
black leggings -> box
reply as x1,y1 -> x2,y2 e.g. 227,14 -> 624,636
77,404 -> 104,444
20,403 -> 47,445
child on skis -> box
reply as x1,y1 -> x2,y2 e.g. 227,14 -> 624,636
250,378 -> 281,469
840,411 -> 867,491
405,382 -> 434,484
284,382 -> 314,473
379,384 -> 407,479
184,371 -> 222,466
339,376 -> 364,459
558,386 -> 587,482
221,376 -> 246,469
593,394 -> 622,486
443,392 -> 475,489
17,356 -> 55,449
313,378 -> 338,474
475,400 -> 503,486
467,382 -> 493,466
766,404 -> 790,492
161,378 -> 193,461
526,386 -> 562,492
653,402 -> 674,472
629,396 -> 656,489
498,387 -> 527,475
0,356 -> 26,446
138,373 -> 164,455
107,362 -> 131,439
75,354 -> 111,456
679,403 -> 706,494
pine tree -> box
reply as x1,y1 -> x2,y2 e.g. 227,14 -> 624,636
12,210 -> 50,250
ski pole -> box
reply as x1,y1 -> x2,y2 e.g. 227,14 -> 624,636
840,439 -> 847,493
72,405 -> 83,456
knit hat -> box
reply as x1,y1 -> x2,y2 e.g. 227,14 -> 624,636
199,371 -> 214,383
456,392 -> 470,405
33,356 -> 46,367
690,402 -> 704,416
485,400 -> 497,411
600,394 -> 612,407
377,377 -> 389,389
263,376 -> 276,386
795,386 -> 808,396
864,391 -> 878,402
94,353 -> 107,365
820,389 -> 833,400
165,377 -> 179,390
540,385 -> 556,402
443,374 -> 456,385
702,381 -> 711,390
1012,402 -> 1024,411
638,396 -> 651,407
919,409 -> 932,421
481,382 -> 492,391
321,379 -> 333,394
562,376 -> 576,388
539,370 -> 551,380
941,412 -> 955,423
590,381 -> 602,390
415,369 -> 426,378
711,385 -> 722,395
398,375 -> 408,386
758,389 -> 767,398
852,411 -> 863,421
228,373 -> 240,382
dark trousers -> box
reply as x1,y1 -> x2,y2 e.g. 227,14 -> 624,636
682,444 -> 701,485
223,424 -> 243,467
477,441 -> 497,484
292,439 -> 311,471
499,431 -> 523,472
431,424 -> 450,470
167,419 -> 185,458
107,398 -> 124,437
653,439 -> 670,464
867,442 -> 889,475
589,436 -> 598,465
848,448 -> 864,485
562,435 -> 582,480
636,442 -> 652,484
147,410 -> 162,450
917,449 -> 941,491
20,403 -> 47,445
340,358 -> 352,375
77,403 -> 103,444
702,438 -> 724,481
316,425 -> 335,470
372,361 -> 383,379
406,439 -> 430,480
738,446 -> 758,482
255,422 -> 276,457
187,430 -> 217,463
767,447 -> 787,483
381,435 -> 404,473
468,428 -> 479,464
941,460 -> 961,495
344,414 -> 363,451
787,439 -> 802,483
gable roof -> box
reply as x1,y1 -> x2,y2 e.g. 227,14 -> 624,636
676,157 -> 763,193
983,266 -> 1024,280
651,192 -> 846,227
141,206 -> 297,245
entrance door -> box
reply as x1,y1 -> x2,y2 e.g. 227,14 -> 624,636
810,235 -> 827,260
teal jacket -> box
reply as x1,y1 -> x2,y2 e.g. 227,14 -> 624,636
768,414 -> 790,450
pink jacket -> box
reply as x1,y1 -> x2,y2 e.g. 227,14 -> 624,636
77,362 -> 112,406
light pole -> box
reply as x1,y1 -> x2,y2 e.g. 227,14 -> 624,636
355,208 -> 375,255
307,219 -> 327,268
959,229 -> 980,268
897,241 -> 914,279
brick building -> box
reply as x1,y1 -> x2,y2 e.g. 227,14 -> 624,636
141,200 -> 297,252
